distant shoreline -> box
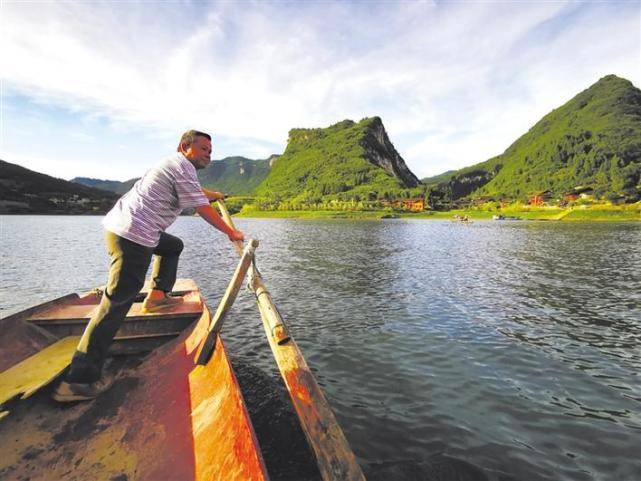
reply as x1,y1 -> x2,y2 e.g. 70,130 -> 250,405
235,204 -> 641,222
3,204 -> 639,222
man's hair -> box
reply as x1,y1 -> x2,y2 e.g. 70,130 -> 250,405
178,130 -> 212,150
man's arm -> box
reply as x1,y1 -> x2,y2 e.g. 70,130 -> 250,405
195,204 -> 244,242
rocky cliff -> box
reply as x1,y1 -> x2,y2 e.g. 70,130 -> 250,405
254,117 -> 422,202
361,117 -> 421,188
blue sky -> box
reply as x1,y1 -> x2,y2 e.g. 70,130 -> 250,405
1,1 -> 639,181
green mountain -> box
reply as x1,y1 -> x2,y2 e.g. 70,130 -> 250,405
1,160 -> 118,214
427,75 -> 641,207
197,156 -> 273,195
72,156 -> 272,197
254,117 -> 422,203
421,170 -> 456,186
71,177 -> 138,195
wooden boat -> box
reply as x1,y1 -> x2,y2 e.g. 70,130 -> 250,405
452,214 -> 473,223
0,201 -> 366,481
0,280 -> 269,480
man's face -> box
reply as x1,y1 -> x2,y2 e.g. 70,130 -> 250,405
183,136 -> 212,169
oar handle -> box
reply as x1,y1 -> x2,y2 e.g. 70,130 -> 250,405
215,199 -> 243,255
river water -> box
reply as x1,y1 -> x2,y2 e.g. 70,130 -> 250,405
1,216 -> 640,481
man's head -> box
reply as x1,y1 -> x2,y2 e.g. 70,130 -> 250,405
178,130 -> 212,169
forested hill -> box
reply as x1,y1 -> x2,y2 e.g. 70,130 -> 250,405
254,117 -> 422,202
197,156 -> 274,195
71,177 -> 138,195
72,156 -> 273,197
427,75 -> 641,206
1,160 -> 118,214
421,170 -> 456,186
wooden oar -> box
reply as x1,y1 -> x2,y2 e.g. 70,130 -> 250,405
215,199 -> 366,481
216,201 -> 290,345
195,239 -> 259,365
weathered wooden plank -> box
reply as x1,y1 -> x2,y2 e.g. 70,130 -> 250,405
216,199 -> 366,481
0,318 -> 58,372
0,336 -> 80,407
24,292 -> 203,355
191,335 -> 269,481
196,239 -> 259,365
140,278 -> 199,293
0,294 -> 80,324
2,279 -> 198,327
119,305 -> 270,481
28,300 -> 203,322
94,278 -> 199,297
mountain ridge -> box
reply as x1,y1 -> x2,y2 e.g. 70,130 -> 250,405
1,160 -> 119,214
71,176 -> 139,195
198,155 -> 274,195
8,74 -> 640,212
427,74 -> 641,207
254,117 -> 422,202
72,156 -> 275,197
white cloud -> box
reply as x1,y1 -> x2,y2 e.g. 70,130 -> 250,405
1,1 -> 639,179
1,148 -> 92,180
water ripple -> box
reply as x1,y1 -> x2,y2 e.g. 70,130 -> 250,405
2,216 -> 640,480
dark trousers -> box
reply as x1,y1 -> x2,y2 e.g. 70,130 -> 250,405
66,230 -> 184,383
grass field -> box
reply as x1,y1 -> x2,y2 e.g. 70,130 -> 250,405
236,208 -> 390,220
236,203 -> 641,221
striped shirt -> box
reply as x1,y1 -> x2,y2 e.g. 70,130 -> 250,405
103,153 -> 209,247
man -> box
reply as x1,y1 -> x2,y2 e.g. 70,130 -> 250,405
53,130 -> 244,402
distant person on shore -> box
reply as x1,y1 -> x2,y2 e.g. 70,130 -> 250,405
53,129 -> 244,402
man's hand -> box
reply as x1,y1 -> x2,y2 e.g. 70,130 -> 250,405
195,204 -> 244,243
228,229 -> 244,243
202,188 -> 226,201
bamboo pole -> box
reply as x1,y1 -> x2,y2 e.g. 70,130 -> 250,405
216,200 -> 366,481
196,239 -> 258,365
216,202 -> 290,344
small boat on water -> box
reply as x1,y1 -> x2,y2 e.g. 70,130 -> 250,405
0,201 -> 366,481
492,214 -> 521,221
453,214 -> 473,223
